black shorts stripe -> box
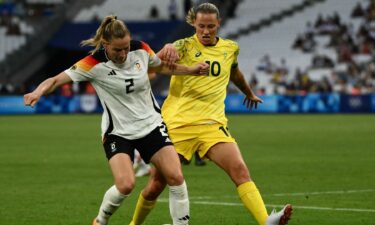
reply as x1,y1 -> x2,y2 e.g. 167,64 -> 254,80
103,104 -> 114,138
150,91 -> 161,113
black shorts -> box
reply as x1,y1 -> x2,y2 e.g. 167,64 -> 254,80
103,122 -> 173,163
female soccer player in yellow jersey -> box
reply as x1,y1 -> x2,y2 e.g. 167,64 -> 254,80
130,3 -> 293,225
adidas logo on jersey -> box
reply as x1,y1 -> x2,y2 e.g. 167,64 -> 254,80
108,69 -> 117,76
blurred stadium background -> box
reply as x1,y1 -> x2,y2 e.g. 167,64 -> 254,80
1,0 -> 375,225
1,0 -> 375,113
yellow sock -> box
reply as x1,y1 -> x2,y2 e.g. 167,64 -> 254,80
237,181 -> 268,225
129,193 -> 156,225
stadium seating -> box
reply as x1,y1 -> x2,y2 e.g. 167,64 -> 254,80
2,0 -> 373,96
73,0 -> 185,22
219,0 -> 304,37
0,0 -> 55,63
26,0 -> 64,3
220,0 -> 368,94
0,0 -> 68,93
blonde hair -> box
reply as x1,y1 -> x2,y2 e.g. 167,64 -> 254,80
186,3 -> 220,26
81,15 -> 130,54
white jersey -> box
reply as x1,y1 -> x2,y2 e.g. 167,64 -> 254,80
65,40 -> 163,140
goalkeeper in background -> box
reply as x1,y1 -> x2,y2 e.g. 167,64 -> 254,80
130,3 -> 292,225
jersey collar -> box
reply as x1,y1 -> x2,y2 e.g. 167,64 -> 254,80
194,34 -> 220,48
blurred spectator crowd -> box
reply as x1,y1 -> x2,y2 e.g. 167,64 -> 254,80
2,0 -> 375,97
0,0 -> 65,94
250,0 -> 375,96
0,0 -> 62,35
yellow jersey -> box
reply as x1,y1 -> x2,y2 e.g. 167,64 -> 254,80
162,34 -> 239,129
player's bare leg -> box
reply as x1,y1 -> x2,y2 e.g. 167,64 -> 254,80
94,153 -> 135,225
131,146 -> 189,225
207,142 -> 292,225
130,168 -> 167,225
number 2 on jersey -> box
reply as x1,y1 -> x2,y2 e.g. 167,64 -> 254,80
159,123 -> 168,137
125,79 -> 134,93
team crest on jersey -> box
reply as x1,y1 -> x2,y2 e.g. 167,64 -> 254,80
174,40 -> 184,47
110,142 -> 117,152
135,62 -> 141,71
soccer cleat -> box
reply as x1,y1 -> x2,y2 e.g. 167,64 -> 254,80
93,218 -> 108,225
265,204 -> 293,225
194,152 -> 206,166
195,159 -> 206,166
194,156 -> 206,166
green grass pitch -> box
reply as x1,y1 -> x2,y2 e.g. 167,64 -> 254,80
0,114 -> 374,225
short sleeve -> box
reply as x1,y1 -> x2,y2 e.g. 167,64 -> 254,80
140,41 -> 161,68
64,55 -> 99,82
232,42 -> 239,69
173,38 -> 186,59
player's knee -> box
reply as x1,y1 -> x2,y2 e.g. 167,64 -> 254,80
165,171 -> 184,186
115,177 -> 136,195
230,163 -> 250,184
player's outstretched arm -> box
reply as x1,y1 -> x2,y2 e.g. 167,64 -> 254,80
153,61 -> 209,76
24,72 -> 73,107
156,43 -> 179,70
230,67 -> 263,110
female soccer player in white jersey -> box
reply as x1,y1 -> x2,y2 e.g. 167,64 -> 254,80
130,3 -> 293,225
24,15 -> 208,225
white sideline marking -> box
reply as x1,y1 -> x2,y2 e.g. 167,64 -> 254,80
267,189 -> 375,197
266,204 -> 375,213
158,189 -> 375,213
182,189 -> 375,199
158,199 -> 375,213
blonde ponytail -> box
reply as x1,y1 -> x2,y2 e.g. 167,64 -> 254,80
81,15 -> 130,54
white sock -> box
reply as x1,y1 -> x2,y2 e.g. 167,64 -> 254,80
169,181 -> 190,225
96,185 -> 127,225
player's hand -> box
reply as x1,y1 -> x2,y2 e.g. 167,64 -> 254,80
190,62 -> 209,76
243,94 -> 263,110
161,44 -> 179,70
24,92 -> 41,107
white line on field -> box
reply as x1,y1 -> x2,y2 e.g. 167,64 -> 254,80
266,204 -> 375,213
179,189 -> 375,200
157,199 -> 375,213
266,189 -> 375,197
158,189 -> 375,213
